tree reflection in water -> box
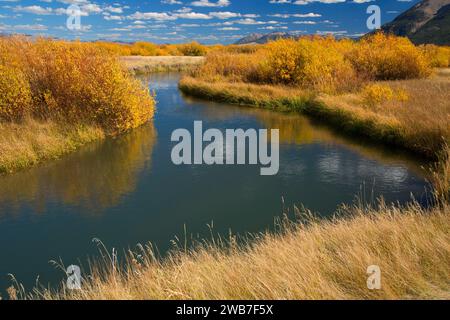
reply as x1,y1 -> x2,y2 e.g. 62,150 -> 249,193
0,123 -> 157,217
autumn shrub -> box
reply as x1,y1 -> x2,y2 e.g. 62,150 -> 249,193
178,41 -> 207,56
0,64 -> 32,121
261,37 -> 358,92
196,52 -> 262,82
349,33 -> 432,80
130,42 -> 158,56
158,44 -> 181,56
0,38 -> 32,121
93,42 -> 131,56
361,83 -> 409,107
213,44 -> 262,54
420,44 -> 450,68
0,37 -> 155,133
190,33 -> 436,94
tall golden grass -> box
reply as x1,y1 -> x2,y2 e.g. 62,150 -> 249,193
15,199 -> 449,300
0,118 -> 104,174
318,74 -> 450,157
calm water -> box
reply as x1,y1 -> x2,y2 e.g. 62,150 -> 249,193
0,73 -> 430,293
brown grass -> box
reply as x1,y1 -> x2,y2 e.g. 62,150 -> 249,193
0,118 -> 104,174
180,71 -> 450,158
121,56 -> 205,74
22,201 -> 450,300
318,73 -> 450,157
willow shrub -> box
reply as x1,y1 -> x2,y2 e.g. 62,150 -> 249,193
0,38 -> 32,121
0,37 -> 154,133
262,37 -> 359,92
420,44 -> 450,68
349,33 -> 432,80
196,52 -> 262,82
192,33 -> 437,93
178,41 -> 207,56
361,83 -> 409,107
0,64 -> 32,121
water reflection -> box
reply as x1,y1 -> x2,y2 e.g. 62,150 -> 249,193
182,96 -> 428,178
0,124 -> 157,217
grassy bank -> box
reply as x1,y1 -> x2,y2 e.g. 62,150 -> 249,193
15,200 -> 448,300
179,73 -> 449,158
0,36 -> 155,174
121,56 -> 205,74
0,119 -> 104,174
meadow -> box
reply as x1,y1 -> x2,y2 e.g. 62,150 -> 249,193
0,36 -> 155,174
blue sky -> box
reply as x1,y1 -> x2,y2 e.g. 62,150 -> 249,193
0,0 -> 421,43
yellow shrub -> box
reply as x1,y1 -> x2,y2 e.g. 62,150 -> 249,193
197,52 -> 261,82
177,42 -> 207,56
130,42 -> 158,56
263,37 -> 358,92
262,39 -> 303,85
420,44 -> 450,68
0,64 -> 32,121
0,37 -> 155,133
362,83 -> 409,107
349,33 -> 432,80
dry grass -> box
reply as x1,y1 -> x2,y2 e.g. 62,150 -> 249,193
22,201 -> 450,300
121,56 -> 205,74
0,118 -> 104,174
319,73 -> 450,157
179,76 -> 317,115
180,71 -> 449,158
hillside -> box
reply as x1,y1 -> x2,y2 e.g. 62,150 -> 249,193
381,0 -> 450,45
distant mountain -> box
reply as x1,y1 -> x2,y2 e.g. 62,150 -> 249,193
234,32 -> 298,45
234,33 -> 264,45
381,0 -> 450,45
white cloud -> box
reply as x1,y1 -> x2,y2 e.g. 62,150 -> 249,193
190,0 -> 230,8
